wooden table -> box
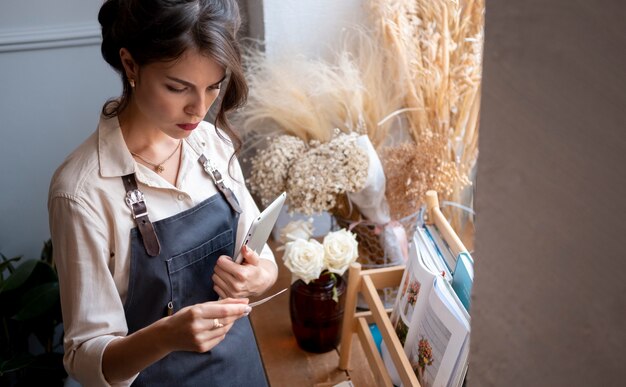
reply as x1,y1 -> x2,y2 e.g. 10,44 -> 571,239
249,243 -> 378,387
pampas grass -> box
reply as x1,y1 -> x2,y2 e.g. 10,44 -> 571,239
240,50 -> 368,143
239,27 -> 409,149
339,28 -> 407,147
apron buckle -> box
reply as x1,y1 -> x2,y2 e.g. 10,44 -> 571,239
125,189 -> 148,219
202,159 -> 223,185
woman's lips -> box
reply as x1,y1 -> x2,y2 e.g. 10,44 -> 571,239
177,123 -> 200,131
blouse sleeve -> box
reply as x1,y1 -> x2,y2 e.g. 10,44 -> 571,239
49,194 -> 137,387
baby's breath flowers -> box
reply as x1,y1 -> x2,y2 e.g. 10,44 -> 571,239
249,130 -> 369,215
248,135 -> 307,207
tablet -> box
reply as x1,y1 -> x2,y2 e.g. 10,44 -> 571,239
234,192 -> 286,263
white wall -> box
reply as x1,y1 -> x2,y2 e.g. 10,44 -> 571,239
0,0 -> 97,30
0,1 -> 120,260
263,0 -> 367,61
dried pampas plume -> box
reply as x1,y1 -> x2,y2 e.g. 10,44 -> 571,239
339,28 -> 406,147
240,49 -> 368,143
239,28 -> 409,149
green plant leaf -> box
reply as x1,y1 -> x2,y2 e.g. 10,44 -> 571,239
12,282 -> 60,321
40,239 -> 53,266
0,259 -> 37,293
31,259 -> 58,284
0,256 -> 22,283
0,353 -> 35,375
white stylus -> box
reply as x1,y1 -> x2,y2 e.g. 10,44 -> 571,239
248,288 -> 288,308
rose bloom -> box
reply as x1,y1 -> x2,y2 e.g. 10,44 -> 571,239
323,229 -> 359,276
283,238 -> 325,284
279,219 -> 314,244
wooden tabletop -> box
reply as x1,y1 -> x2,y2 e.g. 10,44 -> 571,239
249,242 -> 377,387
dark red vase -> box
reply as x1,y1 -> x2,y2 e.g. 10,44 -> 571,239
289,272 -> 347,353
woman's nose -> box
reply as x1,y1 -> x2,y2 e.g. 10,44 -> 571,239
186,92 -> 210,118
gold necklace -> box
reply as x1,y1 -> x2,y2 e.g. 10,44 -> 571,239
130,140 -> 182,174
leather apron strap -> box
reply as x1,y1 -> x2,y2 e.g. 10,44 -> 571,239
122,174 -> 161,257
198,154 -> 242,214
123,154 -> 241,257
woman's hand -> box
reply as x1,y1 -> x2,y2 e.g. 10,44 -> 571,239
212,245 -> 278,298
161,298 -> 251,353
103,298 -> 250,384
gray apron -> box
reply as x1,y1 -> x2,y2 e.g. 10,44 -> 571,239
121,155 -> 268,387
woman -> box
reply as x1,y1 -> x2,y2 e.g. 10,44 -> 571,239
48,1 -> 277,385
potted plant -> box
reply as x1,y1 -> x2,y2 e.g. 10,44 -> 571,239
0,240 -> 66,386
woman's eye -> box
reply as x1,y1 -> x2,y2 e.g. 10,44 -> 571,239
166,85 -> 186,93
208,83 -> 221,91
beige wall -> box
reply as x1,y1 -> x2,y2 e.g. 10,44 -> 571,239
471,1 -> 626,385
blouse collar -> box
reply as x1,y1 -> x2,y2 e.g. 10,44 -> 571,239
97,114 -> 210,179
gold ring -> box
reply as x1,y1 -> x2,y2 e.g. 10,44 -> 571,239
213,318 -> 224,329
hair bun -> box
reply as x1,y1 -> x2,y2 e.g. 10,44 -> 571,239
98,0 -> 123,71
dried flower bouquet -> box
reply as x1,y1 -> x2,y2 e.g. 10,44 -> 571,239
239,0 -> 484,252
248,131 -> 369,216
368,0 -> 484,236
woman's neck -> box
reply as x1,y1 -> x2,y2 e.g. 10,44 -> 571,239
118,102 -> 175,154
118,102 -> 183,186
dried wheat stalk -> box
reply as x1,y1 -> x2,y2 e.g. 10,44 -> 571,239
368,0 -> 484,223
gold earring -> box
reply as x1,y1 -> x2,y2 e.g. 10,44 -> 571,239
129,79 -> 135,88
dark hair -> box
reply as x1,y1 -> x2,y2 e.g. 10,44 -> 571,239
98,0 -> 247,158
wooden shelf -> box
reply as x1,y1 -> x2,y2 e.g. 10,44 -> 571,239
338,191 -> 468,387
339,263 -> 420,386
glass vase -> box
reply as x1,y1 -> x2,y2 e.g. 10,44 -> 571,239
289,272 -> 346,353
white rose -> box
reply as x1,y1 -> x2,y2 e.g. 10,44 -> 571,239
283,238 -> 324,284
279,219 -> 314,243
323,229 -> 359,276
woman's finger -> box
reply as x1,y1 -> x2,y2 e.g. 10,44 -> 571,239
212,273 -> 235,298
213,268 -> 248,298
213,284 -> 228,299
215,297 -> 249,305
212,264 -> 236,289
197,299 -> 251,318
241,245 -> 260,266
194,324 -> 233,353
214,256 -> 245,281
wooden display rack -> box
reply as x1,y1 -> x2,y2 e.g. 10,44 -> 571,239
338,191 -> 468,386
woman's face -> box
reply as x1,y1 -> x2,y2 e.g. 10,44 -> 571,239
124,48 -> 226,139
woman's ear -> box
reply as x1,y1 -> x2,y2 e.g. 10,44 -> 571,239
119,48 -> 138,81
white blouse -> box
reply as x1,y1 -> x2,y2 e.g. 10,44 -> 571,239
48,115 -> 275,386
